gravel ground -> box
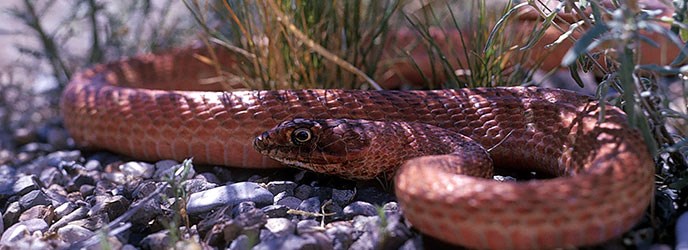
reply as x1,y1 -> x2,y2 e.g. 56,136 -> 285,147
0,117 -> 673,249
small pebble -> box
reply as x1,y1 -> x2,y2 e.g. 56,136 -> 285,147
186,182 -> 273,214
68,174 -> 96,191
0,219 -> 48,243
79,184 -> 95,197
275,196 -> 302,210
19,190 -> 52,209
18,205 -> 54,224
39,168 -> 66,187
50,206 -> 89,232
120,161 -> 155,179
261,205 -> 290,218
343,201 -> 378,218
56,225 -> 93,243
273,191 -> 289,203
332,188 -> 355,207
293,185 -> 313,200
232,202 -> 258,217
44,151 -> 81,166
266,181 -> 297,195
140,230 -> 171,250
12,128 -> 36,146
325,222 -> 355,250
53,202 -> 77,219
265,218 -> 295,236
3,202 -> 21,227
298,197 -> 322,215
195,172 -> 220,184
12,175 -> 41,196
296,219 -> 320,234
90,195 -> 130,221
182,178 -> 217,193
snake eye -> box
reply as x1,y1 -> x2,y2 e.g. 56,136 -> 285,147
291,128 -> 312,144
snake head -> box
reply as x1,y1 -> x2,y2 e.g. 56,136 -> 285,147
253,118 -> 371,176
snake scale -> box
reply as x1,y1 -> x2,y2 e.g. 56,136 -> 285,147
60,47 -> 654,249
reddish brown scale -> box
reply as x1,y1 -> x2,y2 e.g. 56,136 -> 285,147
61,47 -> 655,250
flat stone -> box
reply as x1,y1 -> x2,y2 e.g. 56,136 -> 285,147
12,175 -> 41,196
39,168 -> 66,188
83,159 -> 102,171
343,201 -> 378,218
120,161 -> 155,179
261,205 -> 290,218
186,182 -> 273,214
266,181 -> 297,195
45,150 -> 81,166
90,195 -> 130,221
50,206 -> 89,232
265,218 -> 295,236
298,197 -> 321,214
57,224 -> 94,243
18,205 -> 54,224
66,213 -> 108,231
275,196 -> 301,210
53,202 -> 77,219
19,190 -> 52,209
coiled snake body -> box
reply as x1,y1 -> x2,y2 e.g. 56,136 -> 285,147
61,47 -> 654,249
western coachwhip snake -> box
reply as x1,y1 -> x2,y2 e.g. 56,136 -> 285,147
60,47 -> 655,249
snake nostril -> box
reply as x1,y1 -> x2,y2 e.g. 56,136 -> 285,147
253,132 -> 270,149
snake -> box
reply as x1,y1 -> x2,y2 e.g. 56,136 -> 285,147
60,47 -> 655,249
